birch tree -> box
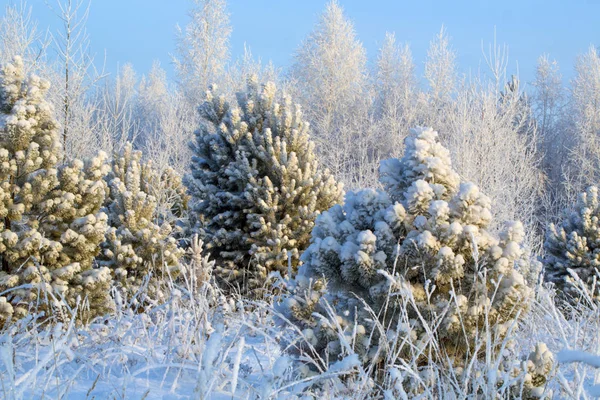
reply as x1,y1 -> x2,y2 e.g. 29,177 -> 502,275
0,2 -> 48,71
374,32 -> 418,156
423,26 -> 456,129
531,55 -> 571,221
91,64 -> 138,156
173,0 -> 231,106
291,1 -> 376,188
47,0 -> 104,159
568,46 -> 600,194
431,37 -> 545,246
444,78 -> 543,243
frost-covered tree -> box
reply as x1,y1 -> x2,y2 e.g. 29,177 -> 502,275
291,1 -> 376,188
185,77 -> 343,294
531,55 -> 572,226
136,63 -> 196,176
0,1 -> 99,162
374,32 -> 418,156
279,127 -> 538,369
0,2 -> 48,72
423,27 -> 456,125
443,78 -> 544,244
532,55 -> 565,162
135,62 -> 168,146
432,36 -> 543,245
291,1 -> 365,117
0,57 -> 112,325
544,186 -> 600,301
173,0 -> 231,106
568,47 -> 600,194
46,0 -> 105,160
92,64 -> 138,156
99,143 -> 185,304
224,46 -> 282,99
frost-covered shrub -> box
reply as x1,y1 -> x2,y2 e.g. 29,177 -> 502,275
185,76 -> 343,293
519,342 -> 555,398
278,127 -> 539,370
99,143 -> 185,304
186,234 -> 215,293
0,57 -> 112,325
355,340 -> 554,398
544,186 -> 600,301
147,161 -> 190,225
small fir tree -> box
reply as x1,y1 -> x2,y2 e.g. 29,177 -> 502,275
278,127 -> 539,371
99,142 -> 185,305
544,185 -> 600,301
185,77 -> 343,294
0,57 -> 112,325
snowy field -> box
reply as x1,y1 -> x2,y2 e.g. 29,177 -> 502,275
2,281 -> 600,399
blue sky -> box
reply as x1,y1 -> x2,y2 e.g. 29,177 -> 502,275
12,0 -> 600,87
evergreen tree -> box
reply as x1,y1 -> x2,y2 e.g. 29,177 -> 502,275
544,185 -> 600,301
185,77 -> 343,294
0,57 -> 112,325
279,127 -> 538,370
99,143 -> 185,305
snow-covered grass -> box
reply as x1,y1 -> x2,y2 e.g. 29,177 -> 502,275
0,279 -> 293,399
524,277 -> 600,399
2,268 -> 600,399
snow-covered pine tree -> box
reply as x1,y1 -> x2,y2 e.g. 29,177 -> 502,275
185,77 -> 343,294
279,127 -> 539,370
99,142 -> 185,305
544,185 -> 600,300
0,57 -> 112,326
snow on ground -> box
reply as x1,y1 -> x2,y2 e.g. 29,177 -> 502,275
2,284 -> 600,399
0,284 -> 297,400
